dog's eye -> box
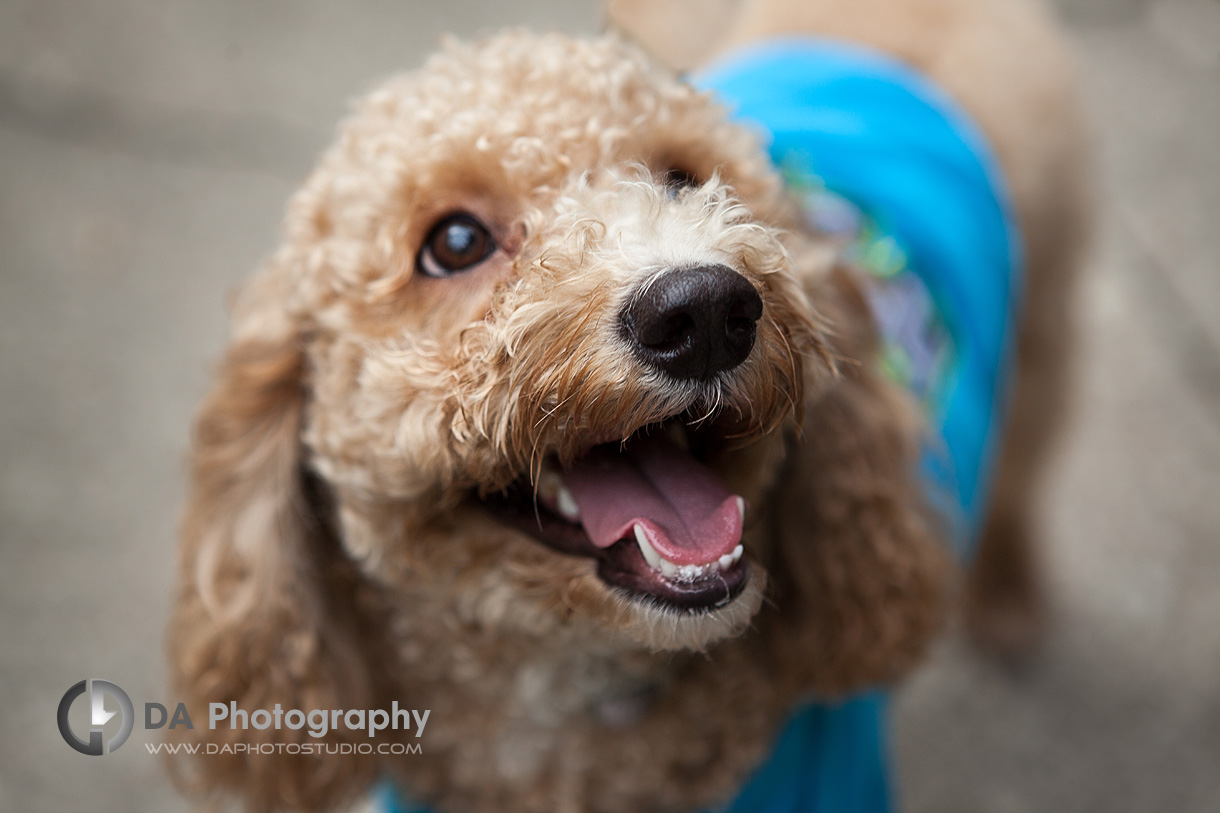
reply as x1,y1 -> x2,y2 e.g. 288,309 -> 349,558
417,213 -> 496,278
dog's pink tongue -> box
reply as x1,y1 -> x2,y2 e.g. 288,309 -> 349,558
564,434 -> 743,566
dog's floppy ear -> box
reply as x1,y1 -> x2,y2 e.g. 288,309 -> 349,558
167,265 -> 379,810
761,264 -> 952,696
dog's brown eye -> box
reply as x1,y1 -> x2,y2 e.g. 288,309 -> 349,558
418,213 -> 496,277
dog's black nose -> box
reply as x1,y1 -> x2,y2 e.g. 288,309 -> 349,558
622,265 -> 763,381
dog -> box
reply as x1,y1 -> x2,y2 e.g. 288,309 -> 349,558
167,1 -> 1090,810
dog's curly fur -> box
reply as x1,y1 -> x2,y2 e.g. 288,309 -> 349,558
168,3 -> 1088,809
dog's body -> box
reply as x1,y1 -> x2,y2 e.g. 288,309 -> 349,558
168,1 -> 1089,811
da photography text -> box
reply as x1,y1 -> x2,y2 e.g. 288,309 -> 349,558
57,678 -> 430,756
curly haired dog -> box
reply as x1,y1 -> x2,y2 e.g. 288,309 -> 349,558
167,1 -> 1089,810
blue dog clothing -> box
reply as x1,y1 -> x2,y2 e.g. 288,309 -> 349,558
380,37 -> 1021,813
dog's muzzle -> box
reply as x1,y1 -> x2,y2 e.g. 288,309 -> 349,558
622,265 -> 763,381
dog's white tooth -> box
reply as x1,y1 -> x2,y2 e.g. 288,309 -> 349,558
555,485 -> 581,523
730,544 -> 744,563
659,558 -> 679,579
634,525 -> 663,570
736,496 -> 746,523
718,553 -> 735,570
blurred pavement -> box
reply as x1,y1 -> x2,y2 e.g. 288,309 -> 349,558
0,1 -> 1216,811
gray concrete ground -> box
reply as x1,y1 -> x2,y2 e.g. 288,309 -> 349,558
0,1 -> 1216,811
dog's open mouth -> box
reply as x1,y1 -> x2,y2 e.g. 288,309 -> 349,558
480,419 -> 749,612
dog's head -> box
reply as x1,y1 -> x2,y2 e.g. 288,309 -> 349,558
170,31 -> 946,810
303,34 -> 841,649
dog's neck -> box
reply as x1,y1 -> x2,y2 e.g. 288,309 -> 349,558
373,580 -> 783,812
383,584 -> 678,725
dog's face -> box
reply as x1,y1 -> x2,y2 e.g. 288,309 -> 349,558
273,33 -> 830,651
